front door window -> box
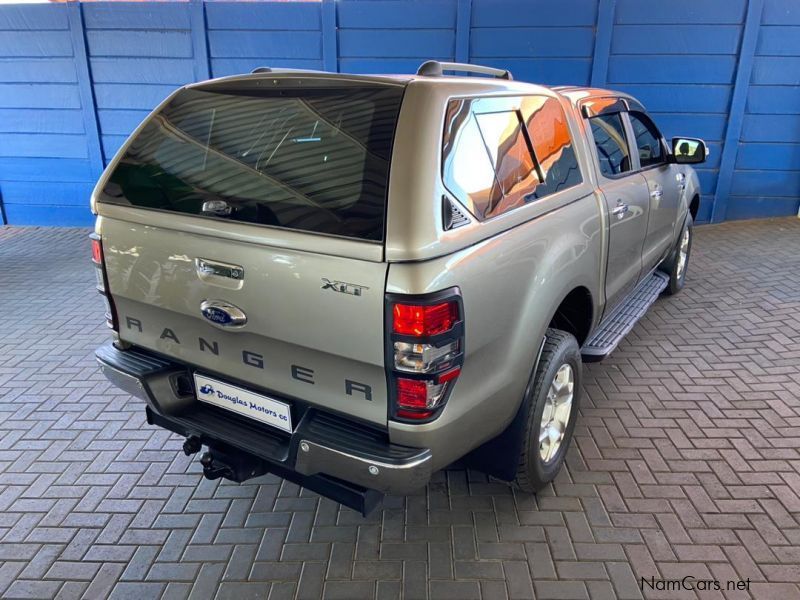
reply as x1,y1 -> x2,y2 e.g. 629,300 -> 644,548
628,111 -> 666,169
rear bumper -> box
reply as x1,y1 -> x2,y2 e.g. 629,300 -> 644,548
96,343 -> 432,510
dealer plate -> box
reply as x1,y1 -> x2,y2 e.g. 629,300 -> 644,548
194,373 -> 292,433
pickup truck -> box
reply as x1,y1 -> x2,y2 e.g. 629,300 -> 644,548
91,62 -> 705,514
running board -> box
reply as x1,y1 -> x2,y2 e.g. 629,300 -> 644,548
582,271 -> 669,362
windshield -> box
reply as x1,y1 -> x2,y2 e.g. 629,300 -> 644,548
98,84 -> 405,241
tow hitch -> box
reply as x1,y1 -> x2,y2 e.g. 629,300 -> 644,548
200,452 -> 236,481
145,406 -> 387,516
202,449 -> 269,482
182,436 -> 270,483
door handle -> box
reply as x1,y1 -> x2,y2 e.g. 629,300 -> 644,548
196,258 -> 244,280
650,189 -> 663,199
611,201 -> 629,220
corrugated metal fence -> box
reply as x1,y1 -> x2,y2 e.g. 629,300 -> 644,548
0,0 -> 798,226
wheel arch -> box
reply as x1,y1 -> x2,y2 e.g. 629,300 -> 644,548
464,286 -> 593,481
547,285 -> 594,347
689,193 -> 700,221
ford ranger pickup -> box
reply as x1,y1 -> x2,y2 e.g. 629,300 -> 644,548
91,61 -> 706,514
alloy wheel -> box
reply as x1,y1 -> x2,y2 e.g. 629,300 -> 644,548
539,363 -> 574,464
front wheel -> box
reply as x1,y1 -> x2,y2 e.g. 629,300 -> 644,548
515,328 -> 582,492
661,215 -> 693,295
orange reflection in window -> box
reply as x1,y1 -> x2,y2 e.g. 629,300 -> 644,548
442,95 -> 581,222
581,96 -> 627,117
474,111 -> 538,218
521,96 -> 572,183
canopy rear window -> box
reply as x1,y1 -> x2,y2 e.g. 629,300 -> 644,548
98,83 -> 405,241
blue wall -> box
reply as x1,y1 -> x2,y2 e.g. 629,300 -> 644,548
0,0 -> 798,226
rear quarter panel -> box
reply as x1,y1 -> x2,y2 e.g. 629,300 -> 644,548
386,194 -> 603,470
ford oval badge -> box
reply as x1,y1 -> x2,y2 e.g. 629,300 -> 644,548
200,300 -> 247,328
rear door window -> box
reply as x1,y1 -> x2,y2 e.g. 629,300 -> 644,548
589,113 -> 632,177
99,84 -> 405,241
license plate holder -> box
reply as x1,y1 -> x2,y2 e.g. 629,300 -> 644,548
194,373 -> 293,433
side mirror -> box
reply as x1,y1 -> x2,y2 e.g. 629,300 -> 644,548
671,137 -> 707,164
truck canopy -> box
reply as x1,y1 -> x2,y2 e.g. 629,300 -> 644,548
98,78 -> 406,242
95,77 -> 408,427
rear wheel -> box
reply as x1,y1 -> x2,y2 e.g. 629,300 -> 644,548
515,328 -> 582,492
661,215 -> 693,295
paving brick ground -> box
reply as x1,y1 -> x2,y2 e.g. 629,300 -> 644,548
0,218 -> 799,600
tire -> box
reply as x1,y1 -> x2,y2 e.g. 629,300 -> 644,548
660,214 -> 693,295
515,328 -> 582,493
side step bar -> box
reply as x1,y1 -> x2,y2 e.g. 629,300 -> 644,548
582,271 -> 669,362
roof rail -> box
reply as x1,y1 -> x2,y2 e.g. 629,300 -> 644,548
416,60 -> 513,80
250,66 -> 329,75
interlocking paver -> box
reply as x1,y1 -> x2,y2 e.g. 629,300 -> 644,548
1,219 -> 799,599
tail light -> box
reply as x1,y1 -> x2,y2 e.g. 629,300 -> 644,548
386,289 -> 464,422
90,233 -> 118,331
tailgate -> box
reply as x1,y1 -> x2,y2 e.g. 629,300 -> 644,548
93,76 -> 406,427
101,216 -> 389,425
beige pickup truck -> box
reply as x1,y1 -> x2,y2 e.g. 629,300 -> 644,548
91,62 -> 705,514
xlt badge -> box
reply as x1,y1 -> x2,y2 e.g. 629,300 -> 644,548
321,278 -> 369,297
